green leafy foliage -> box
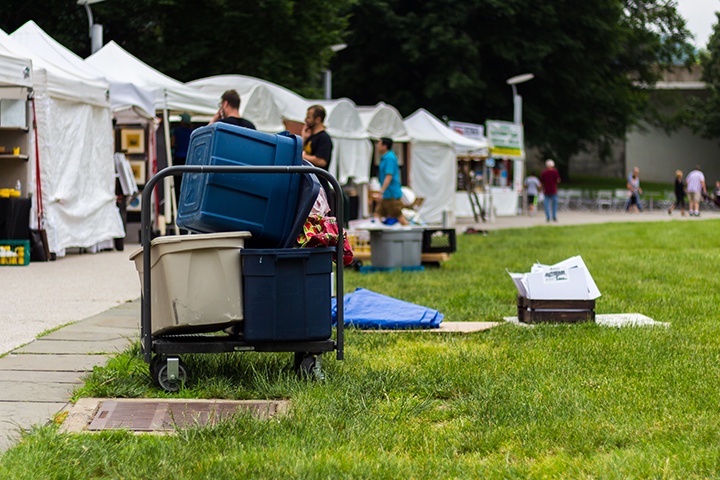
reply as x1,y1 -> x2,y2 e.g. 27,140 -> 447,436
689,13 -> 720,140
0,0 -> 696,171
332,0 -> 694,171
0,0 -> 352,98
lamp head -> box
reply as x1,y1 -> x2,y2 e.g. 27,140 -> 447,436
506,73 -> 535,85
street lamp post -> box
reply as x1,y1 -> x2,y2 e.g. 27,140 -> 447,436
324,43 -> 347,100
505,73 -> 534,215
77,0 -> 106,54
506,73 -> 534,125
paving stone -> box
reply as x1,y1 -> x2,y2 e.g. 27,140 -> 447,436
78,315 -> 139,330
40,329 -> 137,342
15,338 -> 133,355
0,370 -> 83,383
0,354 -> 111,372
0,401 -> 67,452
0,382 -> 77,403
46,322 -> 140,339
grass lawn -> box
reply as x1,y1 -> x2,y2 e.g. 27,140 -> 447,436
1,219 -> 720,478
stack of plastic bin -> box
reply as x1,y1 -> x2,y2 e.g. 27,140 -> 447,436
172,122 -> 329,342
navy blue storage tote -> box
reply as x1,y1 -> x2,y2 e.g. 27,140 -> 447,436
176,123 -> 303,247
241,248 -> 333,342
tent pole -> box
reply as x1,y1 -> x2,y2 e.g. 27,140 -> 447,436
162,107 -> 178,234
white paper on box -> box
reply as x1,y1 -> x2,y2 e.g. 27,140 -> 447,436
508,255 -> 601,300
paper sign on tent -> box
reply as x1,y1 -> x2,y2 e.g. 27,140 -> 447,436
508,256 -> 601,300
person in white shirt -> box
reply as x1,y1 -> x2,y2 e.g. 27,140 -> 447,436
524,174 -> 541,216
685,165 -> 706,217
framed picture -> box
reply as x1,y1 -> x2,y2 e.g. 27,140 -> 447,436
126,195 -> 142,213
129,160 -> 146,186
120,128 -> 145,154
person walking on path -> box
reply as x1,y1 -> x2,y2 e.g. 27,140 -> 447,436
524,173 -> 541,216
625,169 -> 643,213
668,170 -> 686,216
540,159 -> 561,222
625,167 -> 642,212
686,165 -> 706,216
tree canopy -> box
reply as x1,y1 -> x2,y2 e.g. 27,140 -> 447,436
0,0 -> 696,170
689,13 -> 720,141
0,0 -> 351,98
332,0 -> 694,170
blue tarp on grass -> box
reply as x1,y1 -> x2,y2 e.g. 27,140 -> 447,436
332,288 -> 444,329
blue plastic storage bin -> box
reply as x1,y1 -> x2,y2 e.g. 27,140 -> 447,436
176,123 -> 303,247
241,248 -> 333,342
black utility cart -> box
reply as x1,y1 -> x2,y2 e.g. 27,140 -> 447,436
139,165 -> 345,392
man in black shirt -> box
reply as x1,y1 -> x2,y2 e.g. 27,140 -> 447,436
302,104 -> 332,169
210,89 -> 256,130
302,104 -> 335,213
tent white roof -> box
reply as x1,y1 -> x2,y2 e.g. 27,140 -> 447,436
181,75 -> 287,132
11,21 -> 154,118
357,102 -> 410,142
404,108 -> 487,152
0,27 -> 123,254
0,43 -> 32,88
188,74 -> 309,124
314,98 -> 366,140
0,28 -> 109,107
86,41 -> 216,115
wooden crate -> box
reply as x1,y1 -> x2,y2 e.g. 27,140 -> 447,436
517,296 -> 595,324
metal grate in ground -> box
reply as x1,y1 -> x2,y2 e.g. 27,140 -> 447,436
60,398 -> 289,433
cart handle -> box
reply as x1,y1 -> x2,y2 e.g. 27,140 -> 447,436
140,164 -> 345,363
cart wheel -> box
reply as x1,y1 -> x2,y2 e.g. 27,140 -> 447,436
149,354 -> 164,376
296,354 -> 324,381
153,357 -> 189,392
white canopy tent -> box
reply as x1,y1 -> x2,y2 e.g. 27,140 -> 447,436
188,74 -> 310,125
191,77 -> 373,184
87,41 -> 221,231
86,41 -> 217,116
11,21 -> 154,120
188,75 -> 304,132
0,43 -> 32,88
403,108 -> 487,225
357,102 -> 410,142
0,28 -> 124,255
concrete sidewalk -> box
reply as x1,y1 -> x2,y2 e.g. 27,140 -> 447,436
2,209 -> 719,452
0,299 -> 139,451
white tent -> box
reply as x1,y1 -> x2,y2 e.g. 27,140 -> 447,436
192,76 -> 372,185
0,29 -> 123,254
357,102 -> 410,142
404,108 -> 487,224
11,21 -> 154,120
0,43 -> 32,88
87,41 -> 216,115
87,41 -> 222,231
188,74 -> 309,125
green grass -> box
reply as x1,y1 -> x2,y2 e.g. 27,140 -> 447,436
1,219 -> 720,478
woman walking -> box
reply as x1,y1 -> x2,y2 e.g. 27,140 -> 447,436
668,170 -> 686,216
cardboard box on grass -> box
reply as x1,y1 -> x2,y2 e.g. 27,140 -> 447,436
508,256 -> 601,300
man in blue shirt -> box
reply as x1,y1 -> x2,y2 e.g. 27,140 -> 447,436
373,137 -> 408,225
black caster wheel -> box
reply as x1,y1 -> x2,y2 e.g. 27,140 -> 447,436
152,356 -> 189,392
149,354 -> 164,376
294,353 -> 324,381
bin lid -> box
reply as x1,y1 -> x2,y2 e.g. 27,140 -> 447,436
129,231 -> 252,269
149,231 -> 252,247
